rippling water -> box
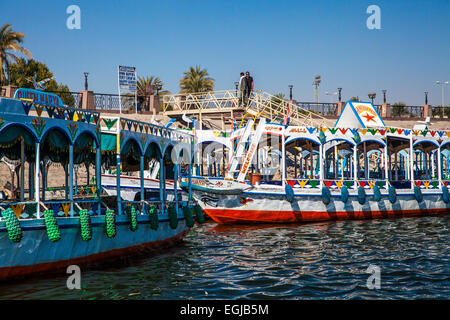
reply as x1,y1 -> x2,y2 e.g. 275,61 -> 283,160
0,215 -> 449,299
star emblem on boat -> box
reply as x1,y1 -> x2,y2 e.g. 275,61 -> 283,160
362,112 -> 376,123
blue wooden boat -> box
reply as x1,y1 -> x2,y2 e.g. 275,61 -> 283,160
0,89 -> 196,281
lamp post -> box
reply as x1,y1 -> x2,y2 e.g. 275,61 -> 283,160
84,72 -> 89,91
436,81 -> 449,118
313,76 -> 321,103
325,91 -> 337,103
338,88 -> 342,102
382,90 -> 386,104
234,82 -> 239,96
154,83 -> 162,95
368,93 -> 376,104
425,92 -> 428,105
288,85 -> 293,100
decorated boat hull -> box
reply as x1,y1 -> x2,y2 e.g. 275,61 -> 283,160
0,214 -> 188,281
190,182 -> 450,224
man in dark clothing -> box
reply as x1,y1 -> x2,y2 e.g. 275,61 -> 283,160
243,71 -> 253,106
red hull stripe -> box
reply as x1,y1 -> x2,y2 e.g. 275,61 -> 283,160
204,208 -> 449,224
0,230 -> 188,281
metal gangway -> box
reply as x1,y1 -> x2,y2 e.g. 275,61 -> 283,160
162,90 -> 328,128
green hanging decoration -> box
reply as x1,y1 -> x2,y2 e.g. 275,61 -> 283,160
105,209 -> 116,238
182,206 -> 194,228
318,130 -> 326,144
31,117 -> 46,139
126,206 -> 138,231
167,205 -> 178,229
68,122 -> 78,142
43,209 -> 61,242
193,204 -> 205,224
79,209 -> 92,241
1,208 -> 22,243
148,206 -> 159,230
352,131 -> 361,144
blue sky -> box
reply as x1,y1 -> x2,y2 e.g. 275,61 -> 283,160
2,0 -> 449,105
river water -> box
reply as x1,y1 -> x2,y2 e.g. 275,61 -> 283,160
0,215 -> 448,299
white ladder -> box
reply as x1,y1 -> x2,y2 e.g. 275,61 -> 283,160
225,119 -> 255,179
236,118 -> 266,182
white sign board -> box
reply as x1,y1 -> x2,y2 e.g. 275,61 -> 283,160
118,65 -> 137,113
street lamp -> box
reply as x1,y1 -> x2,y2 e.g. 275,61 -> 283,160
337,88 -> 342,102
153,83 -> 162,95
325,91 -> 337,103
382,90 -> 387,104
368,93 -> 376,104
234,82 -> 239,96
436,81 -> 449,118
288,85 -> 293,100
84,72 -> 89,91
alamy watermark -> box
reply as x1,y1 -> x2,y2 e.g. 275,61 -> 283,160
366,264 -> 381,289
366,5 -> 381,30
66,265 -> 81,289
66,5 -> 81,30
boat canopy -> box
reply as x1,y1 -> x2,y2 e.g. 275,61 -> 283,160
334,101 -> 385,128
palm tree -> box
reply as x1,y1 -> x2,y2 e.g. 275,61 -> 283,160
179,65 -> 214,93
0,24 -> 32,85
134,76 -> 170,111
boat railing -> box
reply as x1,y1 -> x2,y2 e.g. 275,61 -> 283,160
100,115 -> 194,144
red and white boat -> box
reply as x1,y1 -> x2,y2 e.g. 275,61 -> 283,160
184,101 -> 450,224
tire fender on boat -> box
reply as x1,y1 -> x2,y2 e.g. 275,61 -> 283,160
373,184 -> 382,202
340,186 -> 349,203
388,186 -> 397,204
322,186 -> 331,205
442,186 -> 449,204
414,185 -> 423,203
358,186 -> 366,205
285,183 -> 295,203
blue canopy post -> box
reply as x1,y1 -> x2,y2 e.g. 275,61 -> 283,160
159,156 -> 165,214
35,142 -> 40,218
69,144 -> 74,216
140,154 -> 145,213
96,145 -> 102,215
173,164 -> 179,214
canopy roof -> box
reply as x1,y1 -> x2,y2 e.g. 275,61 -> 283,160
335,101 -> 385,128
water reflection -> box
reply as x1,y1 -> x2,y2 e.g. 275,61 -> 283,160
0,215 -> 448,299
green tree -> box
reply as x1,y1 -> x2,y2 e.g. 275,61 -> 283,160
0,23 -> 32,85
9,58 -> 75,106
391,102 -> 407,117
349,96 -> 359,101
179,65 -> 214,93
